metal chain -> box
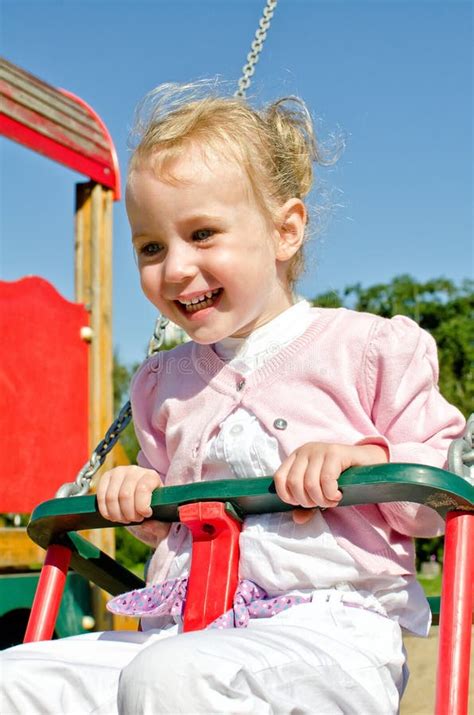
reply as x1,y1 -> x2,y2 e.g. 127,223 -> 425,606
55,401 -> 132,498
448,413 -> 474,484
148,314 -> 170,356
235,0 -> 278,98
55,315 -> 169,498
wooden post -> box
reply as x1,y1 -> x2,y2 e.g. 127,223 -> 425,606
75,181 -> 115,630
75,182 -> 114,448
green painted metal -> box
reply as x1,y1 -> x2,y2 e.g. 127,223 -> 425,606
66,531 -> 144,594
55,572 -> 93,638
27,464 -> 473,598
0,574 -> 43,617
428,596 -> 441,625
0,572 -> 93,648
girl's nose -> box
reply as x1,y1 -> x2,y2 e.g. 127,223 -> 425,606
163,243 -> 198,284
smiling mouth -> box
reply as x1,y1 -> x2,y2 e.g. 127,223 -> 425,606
176,288 -> 223,313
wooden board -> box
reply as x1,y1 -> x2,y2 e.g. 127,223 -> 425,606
0,528 -> 44,568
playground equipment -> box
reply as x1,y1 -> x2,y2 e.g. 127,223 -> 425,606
2,4 -> 473,710
0,56 -> 122,643
24,463 -> 474,714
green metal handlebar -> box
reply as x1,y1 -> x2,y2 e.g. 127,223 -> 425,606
27,464 -> 473,597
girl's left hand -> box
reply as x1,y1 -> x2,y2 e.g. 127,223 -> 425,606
274,442 -> 388,524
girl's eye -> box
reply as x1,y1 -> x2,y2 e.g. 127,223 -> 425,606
192,228 -> 214,242
139,242 -> 163,257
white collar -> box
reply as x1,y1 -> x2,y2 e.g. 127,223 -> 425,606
213,299 -> 312,366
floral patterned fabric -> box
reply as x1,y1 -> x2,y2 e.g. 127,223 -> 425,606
107,578 -> 310,629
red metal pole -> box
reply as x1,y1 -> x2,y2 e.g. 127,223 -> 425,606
179,501 -> 242,632
435,511 -> 474,715
24,544 -> 72,643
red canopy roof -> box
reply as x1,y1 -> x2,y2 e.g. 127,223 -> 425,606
0,57 -> 120,199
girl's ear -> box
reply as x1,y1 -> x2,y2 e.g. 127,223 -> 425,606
275,199 -> 306,262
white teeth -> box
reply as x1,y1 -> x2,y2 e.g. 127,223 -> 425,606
178,288 -> 221,312
178,289 -> 220,306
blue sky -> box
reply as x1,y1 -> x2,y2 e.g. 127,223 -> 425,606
1,0 -> 472,365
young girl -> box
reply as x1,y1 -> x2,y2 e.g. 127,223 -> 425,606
1,85 -> 465,715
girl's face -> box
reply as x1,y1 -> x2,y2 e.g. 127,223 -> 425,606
126,146 -> 303,344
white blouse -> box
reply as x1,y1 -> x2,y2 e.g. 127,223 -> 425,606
206,299 -> 314,478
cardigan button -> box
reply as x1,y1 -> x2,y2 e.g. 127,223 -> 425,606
236,379 -> 246,391
273,418 -> 288,430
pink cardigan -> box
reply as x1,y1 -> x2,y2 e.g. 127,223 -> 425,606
130,308 -> 465,581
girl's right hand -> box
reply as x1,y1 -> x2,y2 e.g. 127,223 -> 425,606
97,466 -> 163,524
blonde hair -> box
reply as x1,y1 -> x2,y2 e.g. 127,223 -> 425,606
129,81 -> 337,285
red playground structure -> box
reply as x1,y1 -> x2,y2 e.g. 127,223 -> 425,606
0,55 -> 122,639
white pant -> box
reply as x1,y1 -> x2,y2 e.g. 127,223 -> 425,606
1,593 -> 407,715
